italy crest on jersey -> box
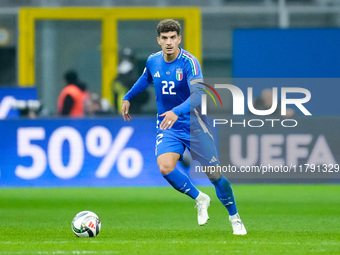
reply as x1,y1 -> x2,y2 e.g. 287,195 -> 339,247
176,68 -> 183,81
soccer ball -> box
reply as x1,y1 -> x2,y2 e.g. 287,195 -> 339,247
71,211 -> 101,237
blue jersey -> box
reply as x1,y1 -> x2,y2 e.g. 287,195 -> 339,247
123,48 -> 210,136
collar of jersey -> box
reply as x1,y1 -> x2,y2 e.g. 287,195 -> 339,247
162,48 -> 183,64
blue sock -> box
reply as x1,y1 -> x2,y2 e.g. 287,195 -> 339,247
211,175 -> 237,215
163,169 -> 200,199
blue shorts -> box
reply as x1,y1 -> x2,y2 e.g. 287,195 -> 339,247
155,129 -> 219,166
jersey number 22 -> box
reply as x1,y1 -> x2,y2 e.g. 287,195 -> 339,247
162,81 -> 176,95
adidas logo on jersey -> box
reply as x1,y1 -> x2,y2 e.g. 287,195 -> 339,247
209,156 -> 218,163
154,71 -> 160,77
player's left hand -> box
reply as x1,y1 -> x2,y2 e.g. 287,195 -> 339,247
159,111 -> 178,130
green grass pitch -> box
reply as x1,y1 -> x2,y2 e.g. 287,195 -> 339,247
1,184 -> 339,254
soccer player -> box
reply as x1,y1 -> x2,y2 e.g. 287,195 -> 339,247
121,19 -> 246,235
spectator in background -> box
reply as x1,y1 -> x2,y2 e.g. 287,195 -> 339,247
252,88 -> 296,117
253,88 -> 280,115
83,91 -> 114,116
57,70 -> 87,117
112,47 -> 149,114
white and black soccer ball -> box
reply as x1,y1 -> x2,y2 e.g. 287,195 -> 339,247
71,211 -> 101,237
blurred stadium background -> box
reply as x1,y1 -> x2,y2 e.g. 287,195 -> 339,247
1,1 -> 340,254
0,0 -> 339,184
1,0 -> 340,187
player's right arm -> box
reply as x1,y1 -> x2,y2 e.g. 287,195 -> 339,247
121,65 -> 153,121
121,100 -> 131,121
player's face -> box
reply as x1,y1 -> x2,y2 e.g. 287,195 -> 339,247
157,31 -> 182,58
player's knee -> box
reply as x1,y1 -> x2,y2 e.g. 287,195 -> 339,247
207,171 -> 222,181
204,165 -> 222,181
158,162 -> 175,175
157,153 -> 180,175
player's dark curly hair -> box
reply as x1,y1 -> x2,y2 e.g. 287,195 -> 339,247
157,19 -> 181,36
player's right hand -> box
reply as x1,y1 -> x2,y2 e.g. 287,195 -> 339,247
122,100 -> 132,121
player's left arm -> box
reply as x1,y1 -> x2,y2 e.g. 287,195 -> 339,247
159,80 -> 203,129
159,110 -> 178,130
